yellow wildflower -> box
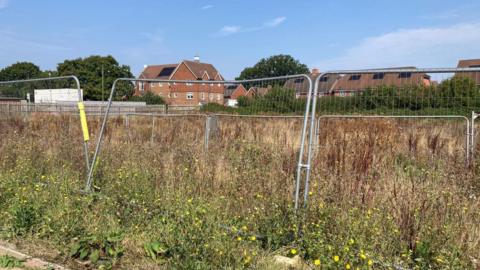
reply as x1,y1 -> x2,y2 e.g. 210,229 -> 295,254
346,263 -> 351,269
314,259 -> 321,266
290,249 -> 297,255
368,259 -> 373,266
334,255 -> 340,262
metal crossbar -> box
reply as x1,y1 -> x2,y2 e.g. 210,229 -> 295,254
85,74 -> 314,209
297,67 -> 480,207
0,76 -> 91,177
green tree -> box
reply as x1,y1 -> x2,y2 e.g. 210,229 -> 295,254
236,55 -> 310,80
56,55 -> 134,100
0,62 -> 42,81
0,62 -> 45,98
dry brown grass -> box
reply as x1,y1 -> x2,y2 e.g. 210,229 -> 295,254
0,113 -> 479,269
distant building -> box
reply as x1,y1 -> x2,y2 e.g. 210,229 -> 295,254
224,84 -> 247,107
135,57 -> 225,106
285,68 -> 431,97
456,59 -> 480,85
246,86 -> 272,97
0,96 -> 23,104
34,89 -> 83,103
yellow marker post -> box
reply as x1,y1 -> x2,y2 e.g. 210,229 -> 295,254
78,102 -> 90,142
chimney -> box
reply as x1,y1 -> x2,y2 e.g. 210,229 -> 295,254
194,54 -> 200,63
311,68 -> 320,74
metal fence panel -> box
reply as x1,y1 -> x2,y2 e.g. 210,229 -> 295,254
298,67 -> 480,207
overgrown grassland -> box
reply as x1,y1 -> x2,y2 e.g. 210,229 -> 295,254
0,114 -> 479,269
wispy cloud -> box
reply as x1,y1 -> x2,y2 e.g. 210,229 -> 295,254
220,25 -> 241,35
0,27 -> 73,70
264,17 -> 286,27
218,16 -> 287,36
122,30 -> 171,75
140,30 -> 165,44
315,22 -> 480,71
420,3 -> 480,21
201,5 -> 213,10
0,0 -> 9,9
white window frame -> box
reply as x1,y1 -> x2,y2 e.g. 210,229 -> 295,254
217,94 -> 221,101
201,92 -> 205,100
209,93 -> 214,100
186,92 -> 194,100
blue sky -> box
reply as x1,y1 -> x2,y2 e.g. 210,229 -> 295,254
0,0 -> 479,79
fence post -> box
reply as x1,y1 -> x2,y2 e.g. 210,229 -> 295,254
204,116 -> 210,151
204,115 -> 219,152
472,111 -> 478,161
151,114 -> 155,143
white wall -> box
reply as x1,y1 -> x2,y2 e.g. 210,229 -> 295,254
227,99 -> 238,107
34,89 -> 83,103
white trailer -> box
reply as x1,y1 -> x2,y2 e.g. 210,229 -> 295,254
34,89 -> 83,103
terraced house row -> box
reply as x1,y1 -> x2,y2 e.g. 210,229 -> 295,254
135,58 -> 480,106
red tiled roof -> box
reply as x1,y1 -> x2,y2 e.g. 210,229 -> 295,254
457,59 -> 480,85
139,60 -> 222,81
140,64 -> 178,79
183,60 -> 221,79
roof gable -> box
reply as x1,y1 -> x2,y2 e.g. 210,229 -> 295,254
183,60 -> 221,80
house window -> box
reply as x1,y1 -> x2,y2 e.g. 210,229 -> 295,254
349,75 -> 361,81
139,82 -> 144,92
201,92 -> 205,100
399,72 -> 411,79
373,73 -> 385,80
186,83 -> 192,86
217,94 -> 221,101
173,93 -> 177,98
217,83 -> 222,87
209,93 -> 214,100
187,92 -> 194,100
320,76 -> 329,82
159,83 -> 163,87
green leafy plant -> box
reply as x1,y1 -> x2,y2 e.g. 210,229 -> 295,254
144,241 -> 168,261
0,255 -> 24,268
11,204 -> 39,235
69,232 -> 124,267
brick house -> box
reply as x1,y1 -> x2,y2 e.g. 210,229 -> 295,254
457,59 -> 480,85
245,86 -> 272,97
285,68 -> 431,97
224,84 -> 247,107
135,58 -> 225,106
